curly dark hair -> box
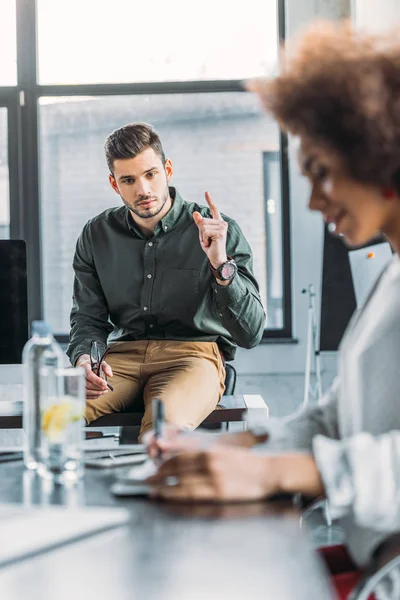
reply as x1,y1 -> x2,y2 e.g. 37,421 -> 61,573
248,21 -> 400,191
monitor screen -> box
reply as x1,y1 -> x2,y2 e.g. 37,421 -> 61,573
320,227 -> 386,351
0,240 -> 28,364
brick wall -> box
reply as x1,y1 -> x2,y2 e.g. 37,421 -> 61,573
39,92 -> 281,332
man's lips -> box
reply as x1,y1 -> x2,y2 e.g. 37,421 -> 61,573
138,198 -> 157,207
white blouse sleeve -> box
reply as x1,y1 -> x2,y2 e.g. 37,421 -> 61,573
248,378 -> 341,452
313,431 -> 400,530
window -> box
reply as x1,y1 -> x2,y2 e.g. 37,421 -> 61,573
263,152 -> 284,329
37,0 -> 278,84
0,108 -> 10,239
39,93 -> 282,332
6,0 -> 291,339
0,0 -> 17,86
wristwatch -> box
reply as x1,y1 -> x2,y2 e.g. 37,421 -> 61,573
209,258 -> 238,282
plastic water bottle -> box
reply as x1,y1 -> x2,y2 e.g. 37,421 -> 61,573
22,321 -> 64,470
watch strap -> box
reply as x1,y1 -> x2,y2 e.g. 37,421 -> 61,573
209,256 -> 236,281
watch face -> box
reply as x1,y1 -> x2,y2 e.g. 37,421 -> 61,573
220,262 -> 236,279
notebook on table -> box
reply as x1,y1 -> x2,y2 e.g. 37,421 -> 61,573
0,504 -> 129,568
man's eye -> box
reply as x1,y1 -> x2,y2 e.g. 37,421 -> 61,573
147,172 -> 156,178
124,178 -> 134,184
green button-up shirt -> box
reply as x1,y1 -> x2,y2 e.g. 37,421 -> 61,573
67,187 -> 265,365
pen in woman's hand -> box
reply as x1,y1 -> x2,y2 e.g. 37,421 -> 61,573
153,398 -> 165,463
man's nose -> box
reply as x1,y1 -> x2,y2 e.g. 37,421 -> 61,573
136,179 -> 151,198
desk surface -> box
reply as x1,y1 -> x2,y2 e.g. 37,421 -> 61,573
0,441 -> 333,600
0,396 -> 269,428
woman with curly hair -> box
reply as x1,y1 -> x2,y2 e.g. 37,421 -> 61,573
148,21 -> 400,591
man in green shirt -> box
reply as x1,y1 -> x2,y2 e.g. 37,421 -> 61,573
67,122 -> 265,437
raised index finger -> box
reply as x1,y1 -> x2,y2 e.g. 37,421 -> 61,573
205,191 -> 222,221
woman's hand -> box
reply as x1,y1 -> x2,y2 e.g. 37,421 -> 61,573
144,426 -> 263,462
147,447 -> 324,503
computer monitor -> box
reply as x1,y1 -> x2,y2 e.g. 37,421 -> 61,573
0,240 -> 28,364
349,242 -> 392,308
319,226 -> 387,351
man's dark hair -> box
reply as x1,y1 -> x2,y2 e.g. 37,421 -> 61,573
104,122 -> 166,175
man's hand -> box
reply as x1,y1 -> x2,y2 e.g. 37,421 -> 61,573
147,448 -> 324,503
76,353 -> 113,400
193,192 -> 228,278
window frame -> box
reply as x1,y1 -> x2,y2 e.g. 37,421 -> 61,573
9,0 -> 291,342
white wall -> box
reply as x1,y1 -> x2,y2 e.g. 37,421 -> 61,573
352,0 -> 400,31
235,0 -> 350,375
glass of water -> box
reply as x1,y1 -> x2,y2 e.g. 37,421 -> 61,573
38,367 -> 85,483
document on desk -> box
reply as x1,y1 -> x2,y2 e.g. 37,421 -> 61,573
0,400 -> 23,416
0,504 -> 129,568
110,459 -> 157,497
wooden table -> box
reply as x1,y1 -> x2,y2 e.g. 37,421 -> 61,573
0,434 -> 334,600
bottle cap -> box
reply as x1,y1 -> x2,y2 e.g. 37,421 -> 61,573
31,321 -> 52,337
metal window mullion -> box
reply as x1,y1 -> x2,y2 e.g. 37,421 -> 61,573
7,97 -> 23,240
37,79 -> 245,98
279,131 -> 292,338
16,0 -> 42,324
276,0 -> 292,338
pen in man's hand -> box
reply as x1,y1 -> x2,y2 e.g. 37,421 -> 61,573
98,363 -> 114,392
153,398 -> 165,463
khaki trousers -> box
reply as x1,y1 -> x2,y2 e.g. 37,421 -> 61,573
85,340 -> 226,437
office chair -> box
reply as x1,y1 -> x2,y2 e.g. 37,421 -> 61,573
350,554 -> 400,600
223,363 -> 237,396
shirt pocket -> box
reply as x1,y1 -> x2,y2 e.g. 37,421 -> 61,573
157,269 -> 200,319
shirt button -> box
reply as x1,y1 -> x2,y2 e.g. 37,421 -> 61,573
147,274 -> 152,279
143,306 -> 148,311
149,324 -> 154,328
164,225 -> 168,231
148,242 -> 153,247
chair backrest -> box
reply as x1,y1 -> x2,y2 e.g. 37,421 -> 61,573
224,363 -> 237,396
350,554 -> 400,600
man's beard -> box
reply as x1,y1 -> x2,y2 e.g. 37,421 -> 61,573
122,186 -> 169,220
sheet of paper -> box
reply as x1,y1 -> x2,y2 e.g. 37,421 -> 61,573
110,482 -> 150,497
0,504 -> 129,567
116,459 -> 158,482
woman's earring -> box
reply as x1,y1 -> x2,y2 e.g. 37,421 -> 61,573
383,188 -> 396,199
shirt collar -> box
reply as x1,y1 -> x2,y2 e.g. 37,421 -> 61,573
125,186 -> 184,238
157,187 -> 184,233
